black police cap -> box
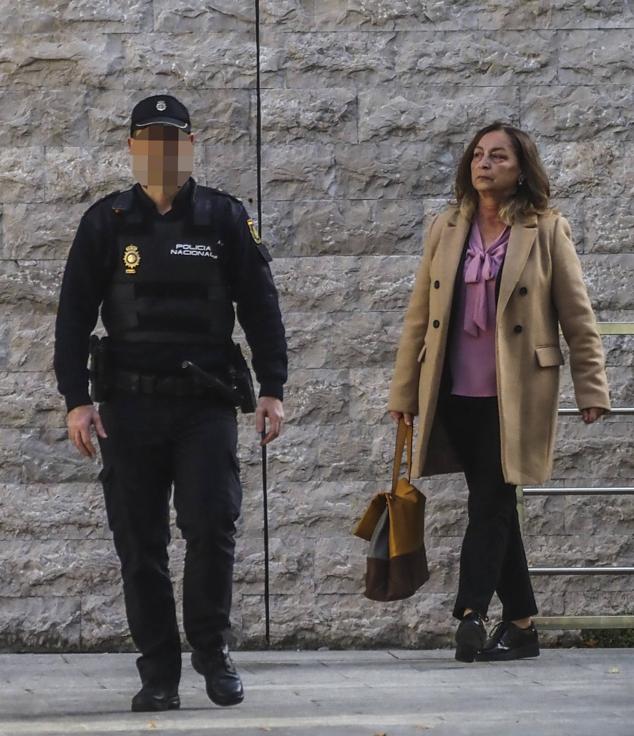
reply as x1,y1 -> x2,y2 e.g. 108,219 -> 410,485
130,95 -> 191,135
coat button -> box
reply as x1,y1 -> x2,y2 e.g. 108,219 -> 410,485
433,320 -> 440,328
434,280 -> 440,289
514,324 -> 523,334
519,287 -> 528,296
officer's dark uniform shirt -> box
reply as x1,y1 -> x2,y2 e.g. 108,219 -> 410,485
54,178 -> 287,411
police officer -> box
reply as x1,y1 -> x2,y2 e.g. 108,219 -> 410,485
54,95 -> 287,712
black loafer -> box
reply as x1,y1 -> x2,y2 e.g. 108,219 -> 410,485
131,684 -> 180,712
455,611 -> 487,663
475,621 -> 540,661
191,645 -> 244,706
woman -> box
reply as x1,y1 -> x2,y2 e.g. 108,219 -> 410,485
387,122 -> 610,663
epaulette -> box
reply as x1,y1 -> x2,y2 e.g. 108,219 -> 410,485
82,190 -> 121,217
204,184 -> 244,206
111,186 -> 144,224
192,183 -> 245,227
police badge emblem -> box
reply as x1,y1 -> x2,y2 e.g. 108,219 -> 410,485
156,100 -> 167,112
123,244 -> 141,274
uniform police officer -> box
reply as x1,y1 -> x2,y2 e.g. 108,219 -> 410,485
54,95 -> 287,712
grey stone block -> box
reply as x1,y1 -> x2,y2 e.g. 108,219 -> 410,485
358,86 -> 519,143
0,88 -> 91,147
584,197 -> 634,254
0,371 -> 64,429
559,29 -> 634,85
0,596 -> 81,651
313,0 -> 633,31
0,148 -> 47,203
263,89 -> 358,144
267,31 -> 399,89
153,0 -> 254,32
1,204 -> 85,260
79,593 -> 133,651
542,140 -> 629,197
88,89 -> 252,146
0,482 -> 108,541
0,0 -> 153,34
261,0 -> 314,29
0,34 -> 124,90
265,197 -> 427,256
0,540 -> 120,597
120,32 -> 257,90
395,31 -> 557,87
521,85 -> 633,142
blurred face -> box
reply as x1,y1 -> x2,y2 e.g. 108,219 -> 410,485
470,130 -> 521,201
129,125 -> 194,189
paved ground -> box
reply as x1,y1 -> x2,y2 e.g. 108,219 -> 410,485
0,649 -> 632,736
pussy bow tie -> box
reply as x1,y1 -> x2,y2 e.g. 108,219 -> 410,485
463,228 -> 509,336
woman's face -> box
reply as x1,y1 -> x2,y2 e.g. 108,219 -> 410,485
470,130 -> 521,201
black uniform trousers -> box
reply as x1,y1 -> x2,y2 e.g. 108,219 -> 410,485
439,394 -> 538,622
98,392 -> 242,688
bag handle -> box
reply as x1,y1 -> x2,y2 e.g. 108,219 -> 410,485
391,418 -> 413,492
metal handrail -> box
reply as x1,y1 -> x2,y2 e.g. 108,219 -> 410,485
596,322 -> 634,335
558,407 -> 634,415
523,487 -> 634,496
529,567 -> 634,576
520,321 -> 633,630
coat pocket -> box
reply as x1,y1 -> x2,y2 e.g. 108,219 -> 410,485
417,343 -> 427,363
535,345 -> 565,367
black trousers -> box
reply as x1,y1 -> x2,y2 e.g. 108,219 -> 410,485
98,393 -> 242,688
439,395 -> 538,622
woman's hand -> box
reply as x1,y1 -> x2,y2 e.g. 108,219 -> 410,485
389,411 -> 414,426
580,407 -> 607,424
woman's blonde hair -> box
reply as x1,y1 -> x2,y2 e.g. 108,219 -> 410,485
455,122 -> 551,224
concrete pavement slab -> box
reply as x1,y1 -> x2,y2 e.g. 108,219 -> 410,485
0,650 -> 631,736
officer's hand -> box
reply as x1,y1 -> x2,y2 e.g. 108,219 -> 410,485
256,397 -> 284,446
67,404 -> 108,458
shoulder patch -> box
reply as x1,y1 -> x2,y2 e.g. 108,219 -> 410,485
246,217 -> 272,261
247,218 -> 262,244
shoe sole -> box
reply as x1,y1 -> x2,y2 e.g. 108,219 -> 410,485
475,644 -> 540,662
455,624 -> 486,663
131,696 -> 180,712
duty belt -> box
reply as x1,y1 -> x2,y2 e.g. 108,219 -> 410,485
113,370 -> 222,398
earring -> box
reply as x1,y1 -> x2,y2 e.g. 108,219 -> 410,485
518,174 -> 525,186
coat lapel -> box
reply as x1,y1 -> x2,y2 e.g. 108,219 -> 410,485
497,213 -> 538,315
437,209 -> 471,318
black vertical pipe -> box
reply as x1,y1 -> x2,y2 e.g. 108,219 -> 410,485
254,0 -> 270,648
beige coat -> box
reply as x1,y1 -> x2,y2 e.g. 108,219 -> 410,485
388,206 -> 611,486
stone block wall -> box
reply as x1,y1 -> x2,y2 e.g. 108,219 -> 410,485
0,0 -> 632,650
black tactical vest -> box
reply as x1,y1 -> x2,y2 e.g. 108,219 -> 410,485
101,184 -> 235,345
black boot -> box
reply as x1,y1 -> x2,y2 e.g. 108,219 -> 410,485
455,611 -> 487,663
191,645 -> 244,706
131,684 -> 180,712
475,621 -> 540,661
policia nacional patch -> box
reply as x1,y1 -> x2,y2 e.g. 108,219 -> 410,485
247,218 -> 272,262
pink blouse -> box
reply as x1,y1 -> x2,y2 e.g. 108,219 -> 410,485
447,223 -> 510,397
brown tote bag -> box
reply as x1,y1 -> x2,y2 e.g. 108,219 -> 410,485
354,419 -> 430,601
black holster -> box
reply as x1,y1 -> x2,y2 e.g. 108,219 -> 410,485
89,335 -> 113,403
